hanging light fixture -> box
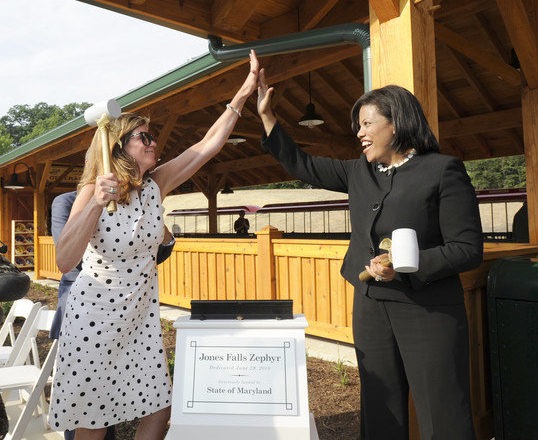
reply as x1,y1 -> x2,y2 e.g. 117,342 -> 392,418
2,162 -> 33,190
298,72 -> 324,128
221,184 -> 234,194
226,135 -> 247,145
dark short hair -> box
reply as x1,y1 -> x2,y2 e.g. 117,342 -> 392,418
350,85 -> 439,155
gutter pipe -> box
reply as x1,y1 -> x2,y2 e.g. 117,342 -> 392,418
208,22 -> 371,93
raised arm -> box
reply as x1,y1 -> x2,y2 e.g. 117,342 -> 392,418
152,50 -> 260,197
55,174 -> 119,273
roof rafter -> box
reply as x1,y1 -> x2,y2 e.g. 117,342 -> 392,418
211,0 -> 258,33
440,107 -> 522,138
496,0 -> 538,88
435,22 -> 521,87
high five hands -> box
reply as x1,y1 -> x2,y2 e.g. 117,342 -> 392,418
257,66 -> 277,135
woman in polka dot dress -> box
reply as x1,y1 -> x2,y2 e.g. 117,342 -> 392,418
49,51 -> 260,440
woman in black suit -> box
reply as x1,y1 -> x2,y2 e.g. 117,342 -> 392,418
257,73 -> 483,440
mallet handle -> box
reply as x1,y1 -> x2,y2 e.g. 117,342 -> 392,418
97,114 -> 117,213
358,254 -> 392,282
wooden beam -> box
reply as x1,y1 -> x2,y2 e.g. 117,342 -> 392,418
259,0 -> 368,37
439,107 -> 522,138
78,0 -> 260,42
447,49 -> 497,111
31,131 -> 94,164
437,84 -> 463,116
299,0 -> 339,30
434,0 -> 492,19
435,22 -> 522,87
175,112 -> 355,151
316,1 -> 370,27
370,0 -> 439,135
46,165 -> 76,192
154,115 -> 178,158
155,47 -> 359,119
474,12 -> 509,62
263,47 -> 361,85
316,69 -> 355,109
370,0 -> 401,22
522,87 -> 538,243
506,128 -> 524,154
190,175 -> 206,194
211,0 -> 258,33
437,85 -> 492,156
38,160 -> 53,193
496,0 -> 538,88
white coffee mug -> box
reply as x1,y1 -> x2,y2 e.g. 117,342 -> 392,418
391,228 -> 419,273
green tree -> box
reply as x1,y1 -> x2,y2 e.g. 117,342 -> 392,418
0,124 -> 13,155
19,112 -> 65,144
0,102 -> 91,152
465,155 -> 526,190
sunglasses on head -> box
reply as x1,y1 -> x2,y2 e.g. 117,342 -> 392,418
125,131 -> 156,146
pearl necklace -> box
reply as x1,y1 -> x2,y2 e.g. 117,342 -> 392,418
376,149 -> 417,174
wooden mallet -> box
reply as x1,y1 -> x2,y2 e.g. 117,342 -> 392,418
358,237 -> 392,282
84,99 -> 122,213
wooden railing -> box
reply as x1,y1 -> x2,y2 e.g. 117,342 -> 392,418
37,226 -> 354,342
156,226 -> 354,342
37,236 -> 61,280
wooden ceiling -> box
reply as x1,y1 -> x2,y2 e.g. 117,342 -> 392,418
14,0 -> 538,194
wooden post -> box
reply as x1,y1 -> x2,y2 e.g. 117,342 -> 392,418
0,189 -> 12,261
522,86 -> 538,244
369,0 -> 439,135
255,225 -> 282,300
33,164 -> 46,279
205,174 -> 218,234
0,188 -> 5,242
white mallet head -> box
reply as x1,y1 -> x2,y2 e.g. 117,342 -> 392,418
84,99 -> 122,126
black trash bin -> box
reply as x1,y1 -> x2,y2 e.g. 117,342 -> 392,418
487,256 -> 538,440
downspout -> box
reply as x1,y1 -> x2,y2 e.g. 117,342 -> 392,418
208,23 -> 371,93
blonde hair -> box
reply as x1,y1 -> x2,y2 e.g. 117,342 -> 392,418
79,113 -> 151,204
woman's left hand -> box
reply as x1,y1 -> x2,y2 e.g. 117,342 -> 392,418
237,50 -> 260,99
364,254 -> 396,282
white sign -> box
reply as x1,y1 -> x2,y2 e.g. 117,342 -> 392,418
182,336 -> 298,416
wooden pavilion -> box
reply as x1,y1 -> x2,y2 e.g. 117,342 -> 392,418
1,1 -> 538,438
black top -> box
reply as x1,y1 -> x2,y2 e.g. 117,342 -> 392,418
262,122 -> 483,305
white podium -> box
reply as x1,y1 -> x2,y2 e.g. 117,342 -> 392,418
165,314 -> 318,439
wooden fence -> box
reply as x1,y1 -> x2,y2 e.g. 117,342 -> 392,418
156,226 -> 355,342
38,226 -> 355,342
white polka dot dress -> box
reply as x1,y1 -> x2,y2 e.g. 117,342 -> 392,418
49,178 -> 172,431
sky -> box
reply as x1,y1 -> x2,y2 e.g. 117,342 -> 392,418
0,0 -> 209,116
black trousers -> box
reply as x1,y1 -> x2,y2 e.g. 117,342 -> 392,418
353,291 -> 475,440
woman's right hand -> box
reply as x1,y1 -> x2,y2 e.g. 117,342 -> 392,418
94,173 -> 119,207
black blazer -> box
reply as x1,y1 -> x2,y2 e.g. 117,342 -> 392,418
262,123 -> 483,306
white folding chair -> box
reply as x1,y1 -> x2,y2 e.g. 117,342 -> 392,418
0,299 -> 42,367
0,307 -> 58,440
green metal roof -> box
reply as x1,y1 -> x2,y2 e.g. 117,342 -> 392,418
0,52 -> 230,166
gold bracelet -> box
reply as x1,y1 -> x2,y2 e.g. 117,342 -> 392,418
226,103 -> 241,118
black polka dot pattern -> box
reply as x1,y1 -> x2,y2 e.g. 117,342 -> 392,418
49,178 -> 171,431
